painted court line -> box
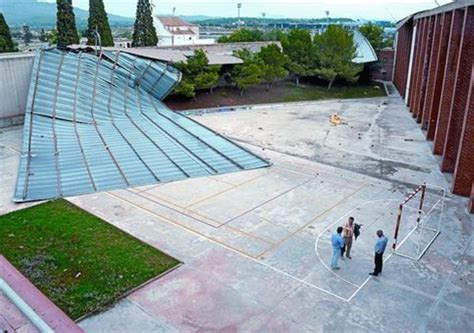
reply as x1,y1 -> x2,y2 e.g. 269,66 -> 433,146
314,199 -> 401,291
105,191 -> 351,302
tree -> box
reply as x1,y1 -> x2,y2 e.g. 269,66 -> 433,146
39,29 -> 48,42
218,28 -> 264,43
47,29 -> 59,45
56,0 -> 79,47
281,29 -> 313,86
132,0 -> 158,47
313,25 -> 363,89
232,49 -> 263,95
22,25 -> 33,45
173,79 -> 195,98
194,71 -> 220,93
262,29 -> 287,42
0,13 -> 17,53
173,49 -> 221,98
359,23 -> 384,50
257,44 -> 288,89
87,0 -> 114,47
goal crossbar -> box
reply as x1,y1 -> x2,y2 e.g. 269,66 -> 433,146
391,183 -> 445,261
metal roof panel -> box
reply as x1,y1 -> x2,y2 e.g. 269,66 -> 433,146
14,49 -> 270,202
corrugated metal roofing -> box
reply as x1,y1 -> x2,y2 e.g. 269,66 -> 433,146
14,49 -> 270,202
352,30 -> 378,64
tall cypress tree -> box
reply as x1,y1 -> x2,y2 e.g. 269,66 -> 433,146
0,13 -> 17,53
56,0 -> 79,47
132,0 -> 158,47
87,0 -> 114,47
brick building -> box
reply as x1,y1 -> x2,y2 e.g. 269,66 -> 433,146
372,48 -> 395,81
393,0 -> 474,212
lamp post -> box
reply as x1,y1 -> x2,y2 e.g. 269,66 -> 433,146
237,3 -> 242,26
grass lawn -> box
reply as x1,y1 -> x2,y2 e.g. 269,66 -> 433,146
0,200 -> 180,320
283,84 -> 386,102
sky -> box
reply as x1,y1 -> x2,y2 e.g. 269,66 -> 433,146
42,0 -> 452,21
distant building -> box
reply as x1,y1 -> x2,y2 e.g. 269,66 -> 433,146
154,16 -> 215,46
114,39 -> 132,48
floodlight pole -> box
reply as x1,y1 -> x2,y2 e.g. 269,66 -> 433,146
94,26 -> 102,57
237,3 -> 242,26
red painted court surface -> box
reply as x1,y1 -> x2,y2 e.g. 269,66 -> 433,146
0,256 -> 83,332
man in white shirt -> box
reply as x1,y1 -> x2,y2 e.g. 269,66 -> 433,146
343,217 -> 355,259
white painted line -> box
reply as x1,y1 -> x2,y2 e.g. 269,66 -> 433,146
107,191 -> 351,303
314,199 -> 400,289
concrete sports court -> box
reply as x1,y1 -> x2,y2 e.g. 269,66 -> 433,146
1,95 -> 472,331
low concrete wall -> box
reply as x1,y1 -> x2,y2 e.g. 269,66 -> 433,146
0,52 -> 35,128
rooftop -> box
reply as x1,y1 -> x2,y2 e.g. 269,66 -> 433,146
156,16 -> 197,27
13,49 -> 268,202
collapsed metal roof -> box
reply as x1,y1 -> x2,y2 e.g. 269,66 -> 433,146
352,30 -> 378,64
14,49 -> 270,202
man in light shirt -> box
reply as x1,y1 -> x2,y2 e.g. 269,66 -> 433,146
331,226 -> 345,270
342,217 -> 355,259
370,229 -> 388,276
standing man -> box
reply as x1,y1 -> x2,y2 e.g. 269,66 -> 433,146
343,217 -> 355,259
370,230 -> 388,276
331,227 -> 345,270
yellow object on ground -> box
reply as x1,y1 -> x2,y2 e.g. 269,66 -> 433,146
330,114 -> 346,125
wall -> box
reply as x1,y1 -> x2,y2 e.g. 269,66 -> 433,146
0,52 -> 35,128
372,48 -> 395,81
393,2 -> 474,212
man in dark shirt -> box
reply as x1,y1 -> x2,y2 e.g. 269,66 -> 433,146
369,229 -> 388,276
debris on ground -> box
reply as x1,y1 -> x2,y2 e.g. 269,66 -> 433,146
330,114 -> 347,125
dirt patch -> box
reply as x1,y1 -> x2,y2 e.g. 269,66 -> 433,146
164,81 -> 386,111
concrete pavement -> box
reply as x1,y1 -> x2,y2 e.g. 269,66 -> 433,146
1,96 -> 472,332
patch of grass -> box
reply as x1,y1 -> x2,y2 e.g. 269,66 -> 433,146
0,200 -> 180,320
283,83 -> 385,102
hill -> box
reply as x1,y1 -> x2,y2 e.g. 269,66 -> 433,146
0,0 -> 133,28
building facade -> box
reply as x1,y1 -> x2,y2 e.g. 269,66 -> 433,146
393,0 -> 474,212
154,16 -> 214,47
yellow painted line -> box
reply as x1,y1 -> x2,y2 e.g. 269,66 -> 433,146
256,183 -> 369,259
136,190 -> 223,227
107,191 -> 269,259
131,189 -> 276,245
275,163 -> 364,191
185,171 -> 270,209
105,191 -> 350,303
221,224 -> 276,245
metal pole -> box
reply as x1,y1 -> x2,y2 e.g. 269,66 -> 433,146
392,203 -> 403,251
416,183 -> 426,226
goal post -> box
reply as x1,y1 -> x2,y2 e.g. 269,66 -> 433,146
392,183 -> 445,261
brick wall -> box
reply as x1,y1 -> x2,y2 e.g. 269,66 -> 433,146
470,183 -> 474,214
442,7 -> 473,174
393,4 -> 474,212
393,22 -> 413,99
372,49 -> 395,81
433,9 -> 465,156
425,11 -> 452,140
453,64 -> 474,196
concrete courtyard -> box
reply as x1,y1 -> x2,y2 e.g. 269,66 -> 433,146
1,95 -> 473,332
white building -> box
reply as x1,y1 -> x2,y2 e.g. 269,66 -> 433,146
153,16 -> 215,46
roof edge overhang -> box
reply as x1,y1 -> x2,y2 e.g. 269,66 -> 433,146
414,0 -> 474,20
397,0 -> 474,30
